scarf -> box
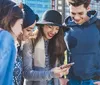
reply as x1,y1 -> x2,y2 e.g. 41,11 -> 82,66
34,37 -> 46,67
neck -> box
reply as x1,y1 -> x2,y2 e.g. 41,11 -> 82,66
10,31 -> 18,42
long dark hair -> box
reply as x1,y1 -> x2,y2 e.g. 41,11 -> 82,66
1,5 -> 23,31
33,25 -> 66,67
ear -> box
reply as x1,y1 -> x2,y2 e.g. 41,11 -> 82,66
18,2 -> 23,9
87,6 -> 90,11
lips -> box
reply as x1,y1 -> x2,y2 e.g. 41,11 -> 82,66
48,33 -> 54,38
75,20 -> 80,22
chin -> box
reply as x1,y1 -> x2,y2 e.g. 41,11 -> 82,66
24,37 -> 28,41
48,37 -> 53,40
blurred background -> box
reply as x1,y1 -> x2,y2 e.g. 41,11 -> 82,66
12,0 -> 100,22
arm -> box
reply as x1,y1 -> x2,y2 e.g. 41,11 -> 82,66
23,40 -> 55,81
0,30 -> 16,85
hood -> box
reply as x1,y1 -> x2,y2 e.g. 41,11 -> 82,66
65,10 -> 98,27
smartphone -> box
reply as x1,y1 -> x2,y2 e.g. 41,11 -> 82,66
60,62 -> 75,69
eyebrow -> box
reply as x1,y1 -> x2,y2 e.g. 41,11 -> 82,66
28,27 -> 33,29
71,11 -> 83,14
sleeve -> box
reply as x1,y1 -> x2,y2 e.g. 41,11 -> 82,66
0,30 -> 16,85
23,40 -> 56,81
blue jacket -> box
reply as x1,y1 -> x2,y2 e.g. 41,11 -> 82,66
64,10 -> 100,80
0,29 -> 16,85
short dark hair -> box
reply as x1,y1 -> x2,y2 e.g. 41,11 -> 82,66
69,0 -> 91,8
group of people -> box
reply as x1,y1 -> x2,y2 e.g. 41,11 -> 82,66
0,0 -> 100,85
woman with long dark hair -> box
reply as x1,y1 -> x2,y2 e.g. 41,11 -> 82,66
23,10 -> 70,85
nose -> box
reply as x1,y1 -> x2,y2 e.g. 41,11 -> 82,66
29,32 -> 32,36
51,28 -> 58,35
20,30 -> 23,35
73,15 -> 80,21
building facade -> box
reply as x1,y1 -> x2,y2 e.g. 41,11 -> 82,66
12,0 -> 52,19
56,0 -> 100,22
23,0 -> 52,19
12,0 -> 100,21
90,0 -> 100,18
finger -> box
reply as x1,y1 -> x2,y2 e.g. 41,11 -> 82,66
61,67 -> 70,72
60,64 -> 67,69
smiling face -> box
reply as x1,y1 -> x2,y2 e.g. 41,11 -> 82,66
43,25 -> 59,40
69,4 -> 89,25
22,21 -> 36,40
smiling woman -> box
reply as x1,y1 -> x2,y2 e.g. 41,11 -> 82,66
12,4 -> 39,85
42,25 -> 59,40
22,4 -> 39,41
22,9 -> 70,85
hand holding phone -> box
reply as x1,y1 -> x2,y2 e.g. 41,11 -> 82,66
60,62 -> 75,69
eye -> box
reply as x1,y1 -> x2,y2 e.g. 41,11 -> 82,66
56,27 -> 59,30
71,12 -> 76,15
47,25 -> 52,29
26,29 -> 31,31
79,12 -> 83,15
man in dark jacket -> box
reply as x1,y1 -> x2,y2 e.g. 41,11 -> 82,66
64,0 -> 100,85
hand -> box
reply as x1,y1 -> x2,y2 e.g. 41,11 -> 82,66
60,64 -> 71,75
51,65 -> 70,78
51,67 -> 63,78
94,81 -> 100,85
59,78 -> 69,85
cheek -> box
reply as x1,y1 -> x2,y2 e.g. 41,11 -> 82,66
16,25 -> 22,33
80,15 -> 85,18
80,12 -> 87,18
44,31 -> 47,36
27,32 -> 31,36
12,26 -> 22,36
43,28 -> 48,34
25,31 -> 29,36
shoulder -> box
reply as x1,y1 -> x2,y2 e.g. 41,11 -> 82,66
0,30 -> 14,45
96,18 -> 100,29
0,30 -> 16,55
0,30 -> 14,40
64,16 -> 71,25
